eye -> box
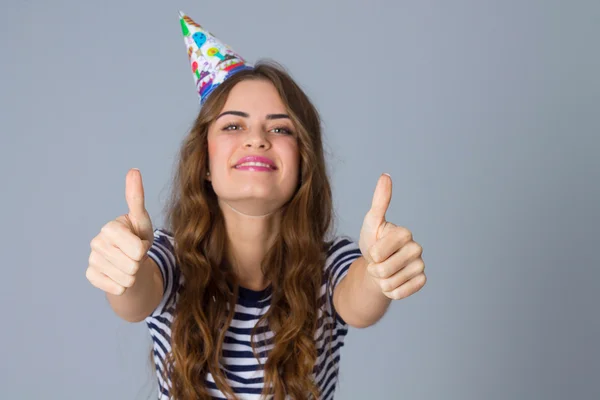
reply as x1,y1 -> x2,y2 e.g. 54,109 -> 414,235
223,124 -> 242,131
271,127 -> 294,135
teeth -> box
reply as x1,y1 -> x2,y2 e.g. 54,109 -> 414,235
236,162 -> 273,168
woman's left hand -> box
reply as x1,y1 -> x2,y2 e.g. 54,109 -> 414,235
358,174 -> 427,300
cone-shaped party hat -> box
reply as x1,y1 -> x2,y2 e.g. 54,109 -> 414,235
178,11 -> 253,105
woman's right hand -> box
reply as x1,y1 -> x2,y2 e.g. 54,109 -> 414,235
86,169 -> 155,296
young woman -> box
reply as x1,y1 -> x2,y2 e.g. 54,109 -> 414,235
86,12 -> 426,400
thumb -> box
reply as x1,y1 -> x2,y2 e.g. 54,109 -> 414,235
367,173 -> 392,224
125,168 -> 154,243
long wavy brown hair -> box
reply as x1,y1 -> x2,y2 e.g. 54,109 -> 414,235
158,61 -> 338,399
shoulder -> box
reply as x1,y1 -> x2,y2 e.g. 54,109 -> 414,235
323,235 -> 362,280
147,228 -> 177,268
324,235 -> 361,264
150,228 -> 176,255
153,228 -> 174,243
145,228 -> 182,318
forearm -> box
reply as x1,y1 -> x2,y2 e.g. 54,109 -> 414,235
334,256 -> 392,328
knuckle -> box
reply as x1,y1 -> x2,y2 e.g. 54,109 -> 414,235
121,258 -> 140,275
123,260 -> 140,276
133,247 -> 144,262
369,249 -> 381,264
102,220 -> 123,239
135,244 -> 148,262
85,267 -> 94,282
399,228 -> 412,242
130,261 -> 140,275
411,241 -> 423,256
90,236 -> 101,250
380,279 -> 393,292
112,285 -> 126,296
392,287 -> 406,300
100,222 -> 113,236
88,250 -> 102,265
86,268 -> 104,289
123,275 -> 136,288
371,266 -> 378,277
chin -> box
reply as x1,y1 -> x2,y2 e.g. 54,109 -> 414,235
213,179 -> 297,209
219,198 -> 283,217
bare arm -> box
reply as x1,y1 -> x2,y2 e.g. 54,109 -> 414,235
86,168 -> 164,323
333,256 -> 392,329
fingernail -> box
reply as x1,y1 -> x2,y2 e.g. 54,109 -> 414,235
383,173 -> 390,177
132,168 -> 140,171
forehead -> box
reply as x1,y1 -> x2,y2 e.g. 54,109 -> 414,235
221,79 -> 287,113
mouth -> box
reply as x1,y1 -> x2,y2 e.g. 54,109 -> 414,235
234,162 -> 277,171
234,156 -> 277,171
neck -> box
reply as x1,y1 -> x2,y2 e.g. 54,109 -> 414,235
219,199 -> 280,291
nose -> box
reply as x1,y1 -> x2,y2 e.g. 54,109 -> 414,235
243,128 -> 271,150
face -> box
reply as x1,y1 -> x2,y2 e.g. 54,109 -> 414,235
206,79 -> 300,216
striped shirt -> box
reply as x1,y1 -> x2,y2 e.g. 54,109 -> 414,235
145,228 -> 362,399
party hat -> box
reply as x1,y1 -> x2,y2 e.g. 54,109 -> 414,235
178,11 -> 253,105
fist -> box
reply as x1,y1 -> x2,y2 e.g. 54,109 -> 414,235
86,169 -> 154,295
360,174 -> 426,300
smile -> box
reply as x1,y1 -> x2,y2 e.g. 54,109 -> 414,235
234,162 -> 276,171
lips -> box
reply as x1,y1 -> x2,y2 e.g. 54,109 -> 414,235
234,156 -> 277,169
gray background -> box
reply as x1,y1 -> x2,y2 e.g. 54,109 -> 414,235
1,0 -> 598,399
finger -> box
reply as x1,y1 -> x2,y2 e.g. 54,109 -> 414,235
378,258 -> 425,293
90,236 -> 141,276
383,273 -> 427,300
124,169 -> 154,243
85,267 -> 126,295
368,227 -> 412,263
99,221 -> 148,262
367,173 -> 392,225
89,253 -> 137,288
126,168 -> 147,222
368,241 -> 422,278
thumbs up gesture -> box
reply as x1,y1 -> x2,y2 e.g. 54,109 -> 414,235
86,169 -> 154,295
359,174 -> 426,300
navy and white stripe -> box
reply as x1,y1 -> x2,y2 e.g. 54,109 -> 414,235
145,229 -> 362,399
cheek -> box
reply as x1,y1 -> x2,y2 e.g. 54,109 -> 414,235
279,142 -> 300,176
207,139 -> 217,159
206,140 -> 216,170
207,137 -> 234,170
288,143 -> 300,171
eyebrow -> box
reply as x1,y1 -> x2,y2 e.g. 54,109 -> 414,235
216,111 -> 290,120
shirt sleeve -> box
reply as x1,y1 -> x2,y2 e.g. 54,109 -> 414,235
324,235 -> 362,326
145,228 -> 181,318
